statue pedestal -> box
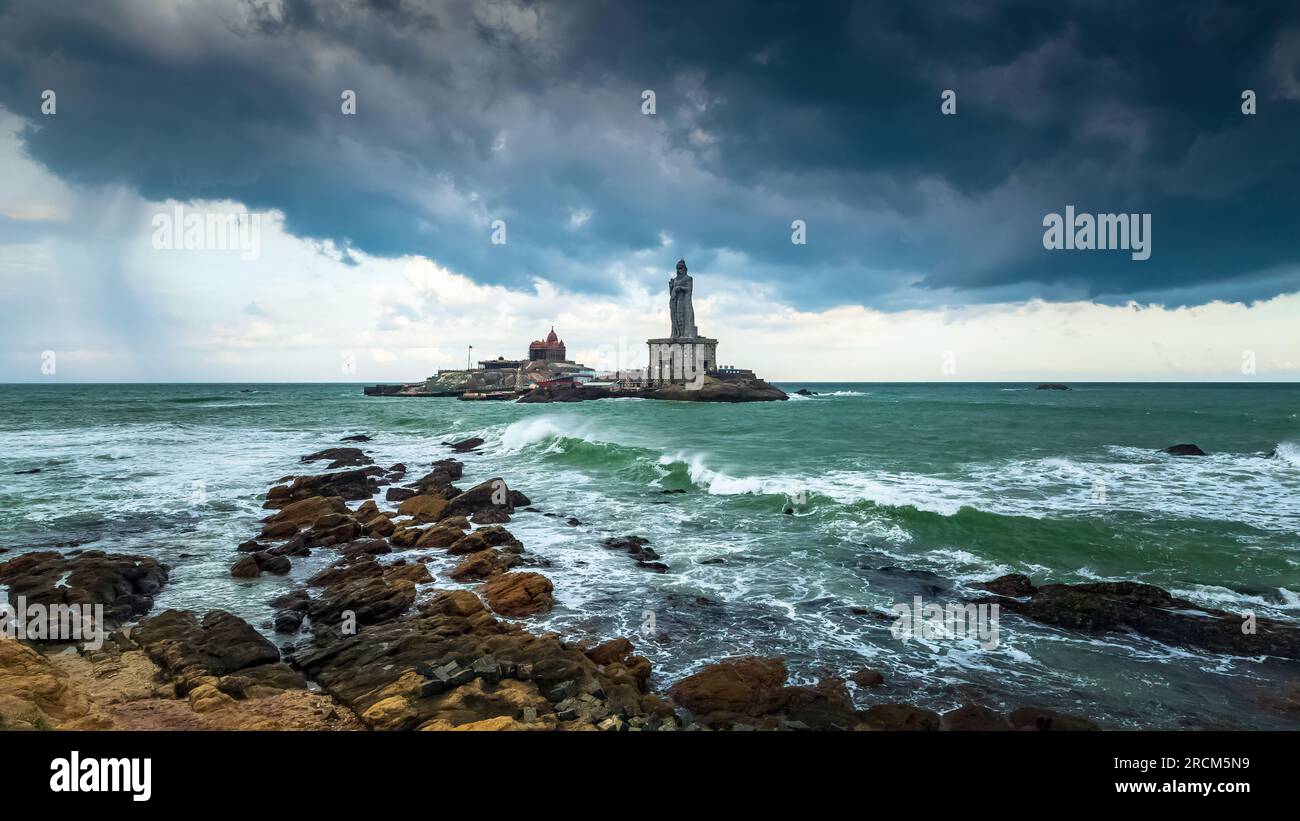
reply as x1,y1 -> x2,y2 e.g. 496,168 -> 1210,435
647,337 -> 717,384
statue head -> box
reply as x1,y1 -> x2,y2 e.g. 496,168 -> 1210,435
675,259 -> 687,276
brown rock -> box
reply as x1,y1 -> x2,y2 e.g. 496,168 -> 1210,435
1008,707 -> 1100,731
479,572 -> 555,617
859,703 -> 942,731
850,667 -> 884,687
264,495 -> 349,532
301,447 -> 373,469
385,486 -> 417,503
448,526 -> 522,555
444,478 -> 515,519
667,656 -> 788,721
0,638 -> 114,729
397,495 -> 449,522
134,610 -> 281,683
586,637 -> 634,667
415,523 -> 465,549
941,704 -> 1010,731
980,573 -> 1036,597
364,515 -> 396,537
230,555 -> 261,578
0,550 -> 169,630
449,549 -> 521,581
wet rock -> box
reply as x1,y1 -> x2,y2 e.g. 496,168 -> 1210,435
236,539 -> 263,552
386,486 -> 416,503
216,663 -> 308,699
447,437 -> 485,453
980,573 -> 1036,597
668,657 -> 789,723
0,550 -> 170,630
566,517 -> 582,527
850,668 -> 884,687
257,552 -> 291,575
1163,443 -> 1207,456
479,572 -> 555,617
268,589 -> 310,613
296,590 -> 634,731
362,514 -> 396,537
1009,707 -> 1100,731
860,704 -> 942,731
260,495 -> 350,537
301,447 -> 374,469
338,538 -> 392,558
396,494 -> 449,522
264,467 -> 385,508
980,578 -> 1300,658
941,704 -> 1010,731
471,508 -> 511,524
230,555 -> 260,578
404,459 -> 464,497
274,611 -> 305,632
449,526 -> 524,556
603,535 -> 664,569
303,515 -> 362,548
444,478 -> 515,519
586,638 -> 635,667
414,523 -> 467,549
448,548 -> 521,581
307,574 -> 418,628
355,500 -> 380,520
134,609 -> 281,683
780,677 -> 860,731
340,434 -> 372,442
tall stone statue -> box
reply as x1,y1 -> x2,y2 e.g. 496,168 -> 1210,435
668,259 -> 697,338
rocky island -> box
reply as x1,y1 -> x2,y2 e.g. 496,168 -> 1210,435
364,260 -> 787,404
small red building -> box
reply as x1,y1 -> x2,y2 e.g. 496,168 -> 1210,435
528,327 -> 567,362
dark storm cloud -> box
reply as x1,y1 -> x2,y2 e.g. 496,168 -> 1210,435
1,0 -> 1298,308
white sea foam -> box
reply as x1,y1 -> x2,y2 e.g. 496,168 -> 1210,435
499,415 -> 600,453
1272,441 -> 1300,466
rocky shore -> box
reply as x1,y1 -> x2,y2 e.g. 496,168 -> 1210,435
14,443 -> 1289,731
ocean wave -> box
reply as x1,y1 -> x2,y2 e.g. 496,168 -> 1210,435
1271,441 -> 1300,466
499,415 -> 601,453
646,445 -> 1299,534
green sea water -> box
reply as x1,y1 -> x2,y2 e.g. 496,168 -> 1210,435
1,382 -> 1298,728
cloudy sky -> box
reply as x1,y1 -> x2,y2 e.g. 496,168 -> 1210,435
1,0 -> 1298,382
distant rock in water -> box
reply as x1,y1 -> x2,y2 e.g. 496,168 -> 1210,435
300,447 -> 374,469
795,388 -> 817,396
1162,443 -> 1207,456
516,384 -> 613,403
447,437 -> 485,453
340,434 -> 372,442
1035,383 -> 1070,391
